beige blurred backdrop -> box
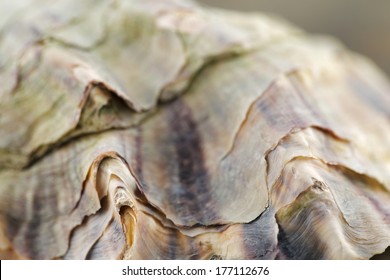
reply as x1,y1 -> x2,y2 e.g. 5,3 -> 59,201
199,0 -> 390,76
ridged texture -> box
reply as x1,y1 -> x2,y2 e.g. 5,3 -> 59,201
0,0 -> 389,260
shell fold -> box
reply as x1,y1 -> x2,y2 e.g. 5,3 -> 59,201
0,0 -> 389,260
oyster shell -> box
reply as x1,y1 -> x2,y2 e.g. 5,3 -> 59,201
0,0 -> 389,260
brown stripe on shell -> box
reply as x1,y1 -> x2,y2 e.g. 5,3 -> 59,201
23,190 -> 44,259
275,183 -> 343,260
275,226 -> 295,260
240,207 -> 279,259
255,77 -> 321,131
166,230 -> 179,259
166,99 -> 218,225
133,127 -> 145,186
86,216 -> 127,260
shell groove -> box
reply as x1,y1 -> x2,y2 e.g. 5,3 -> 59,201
0,0 -> 390,260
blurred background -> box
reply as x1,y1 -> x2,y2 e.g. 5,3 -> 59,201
199,0 -> 390,77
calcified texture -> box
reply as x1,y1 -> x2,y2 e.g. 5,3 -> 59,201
0,0 -> 390,260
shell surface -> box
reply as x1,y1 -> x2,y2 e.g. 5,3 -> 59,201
0,0 -> 390,260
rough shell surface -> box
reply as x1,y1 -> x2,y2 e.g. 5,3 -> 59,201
0,0 -> 390,260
